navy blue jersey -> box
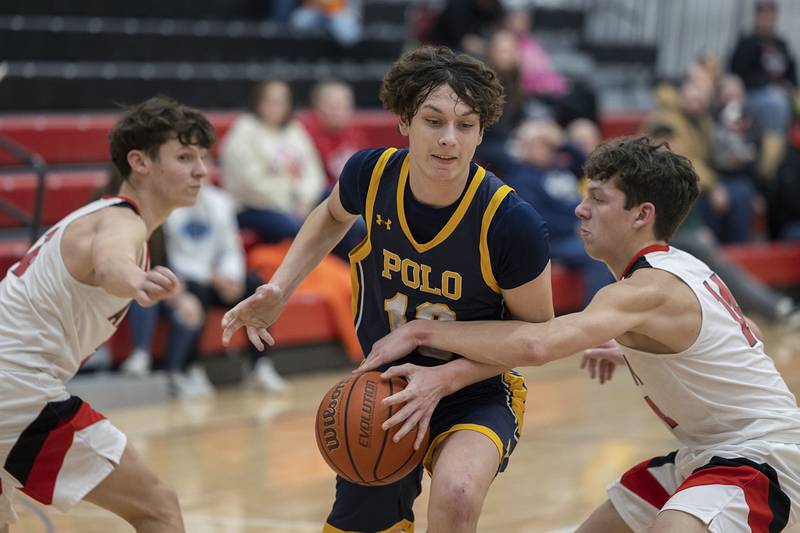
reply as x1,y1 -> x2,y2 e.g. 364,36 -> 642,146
341,147 -> 550,367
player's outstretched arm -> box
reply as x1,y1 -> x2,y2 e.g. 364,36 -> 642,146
222,183 -> 358,348
90,208 -> 178,306
362,279 -> 663,371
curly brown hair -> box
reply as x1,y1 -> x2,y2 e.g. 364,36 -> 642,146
379,46 -> 504,129
583,136 -> 700,240
109,96 -> 216,178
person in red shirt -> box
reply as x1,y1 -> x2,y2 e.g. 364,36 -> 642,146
300,80 -> 369,191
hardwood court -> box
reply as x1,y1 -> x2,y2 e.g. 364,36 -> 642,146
16,326 -> 800,532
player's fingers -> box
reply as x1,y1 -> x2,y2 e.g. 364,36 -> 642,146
599,360 -> 608,384
607,361 -> 616,382
258,328 -> 275,347
356,354 -> 382,374
414,415 -> 431,450
221,319 -> 241,346
587,357 -> 597,379
382,402 -> 414,431
136,289 -> 154,307
246,326 -> 264,352
392,409 -> 423,442
153,266 -> 179,285
580,353 -> 589,369
145,270 -> 175,290
382,389 -> 409,406
381,364 -> 411,381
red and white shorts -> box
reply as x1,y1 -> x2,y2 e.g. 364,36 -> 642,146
0,370 -> 126,524
608,441 -> 800,532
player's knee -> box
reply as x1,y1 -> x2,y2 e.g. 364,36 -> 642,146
132,480 -> 182,528
434,477 -> 482,522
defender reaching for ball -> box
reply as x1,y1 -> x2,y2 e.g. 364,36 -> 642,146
360,137 -> 800,532
0,97 -> 214,532
222,46 -> 553,532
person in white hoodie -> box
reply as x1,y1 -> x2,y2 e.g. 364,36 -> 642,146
221,79 -> 326,245
162,184 -> 287,394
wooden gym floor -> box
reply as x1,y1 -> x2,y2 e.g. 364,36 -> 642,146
15,325 -> 800,532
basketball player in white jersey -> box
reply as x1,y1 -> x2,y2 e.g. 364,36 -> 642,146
0,96 -> 214,532
359,136 -> 800,532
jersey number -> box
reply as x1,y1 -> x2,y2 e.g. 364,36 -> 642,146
703,273 -> 757,347
384,292 -> 456,360
12,228 -> 58,277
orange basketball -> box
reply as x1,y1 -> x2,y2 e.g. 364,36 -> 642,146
315,371 -> 429,486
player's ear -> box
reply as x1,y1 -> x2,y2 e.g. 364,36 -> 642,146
632,202 -> 656,229
398,119 -> 410,137
127,150 -> 149,175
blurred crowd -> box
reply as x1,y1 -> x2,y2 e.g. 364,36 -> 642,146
100,0 -> 799,396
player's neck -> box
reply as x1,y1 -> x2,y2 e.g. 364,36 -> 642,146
117,181 -> 170,236
407,161 -> 469,208
609,238 -> 668,280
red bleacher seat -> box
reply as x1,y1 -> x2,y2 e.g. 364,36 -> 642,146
0,170 -> 106,227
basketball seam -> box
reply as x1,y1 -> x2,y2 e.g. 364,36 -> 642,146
372,378 -> 394,483
343,373 -> 369,485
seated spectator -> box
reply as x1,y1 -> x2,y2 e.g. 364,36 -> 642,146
506,120 -> 613,306
730,0 -> 796,181
163,184 -> 288,393
476,29 -> 527,175
502,8 -> 597,126
299,80 -> 368,190
648,124 -> 798,326
221,80 -> 326,246
645,75 -> 755,243
290,0 -> 362,47
566,118 -> 602,158
428,0 -> 505,57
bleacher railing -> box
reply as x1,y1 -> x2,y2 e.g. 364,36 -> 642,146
0,134 -> 47,243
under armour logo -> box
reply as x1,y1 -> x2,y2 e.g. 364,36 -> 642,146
376,214 -> 392,230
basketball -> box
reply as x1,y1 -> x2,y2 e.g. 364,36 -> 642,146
315,371 -> 429,486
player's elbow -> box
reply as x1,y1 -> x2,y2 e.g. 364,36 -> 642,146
515,337 -> 550,367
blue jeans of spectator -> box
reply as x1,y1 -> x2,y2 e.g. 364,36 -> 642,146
128,301 -> 200,371
290,6 -> 362,46
237,207 -> 304,244
746,85 -> 792,137
699,175 -> 755,244
550,236 -> 614,306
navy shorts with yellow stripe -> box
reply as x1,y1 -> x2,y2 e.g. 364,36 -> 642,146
324,371 -> 526,533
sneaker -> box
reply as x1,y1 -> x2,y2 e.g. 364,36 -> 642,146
187,364 -> 215,396
250,359 -> 288,392
168,369 -> 213,399
120,349 -> 150,377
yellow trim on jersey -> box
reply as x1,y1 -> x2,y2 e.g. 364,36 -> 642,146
479,185 -> 514,294
323,518 -> 415,533
396,155 -> 487,253
422,423 -> 504,473
349,148 -> 397,316
502,371 -> 527,436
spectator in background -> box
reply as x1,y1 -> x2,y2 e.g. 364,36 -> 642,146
506,120 -> 613,305
221,80 -> 326,246
476,29 -> 526,175
645,75 -> 755,243
163,184 -> 287,393
503,8 -> 567,101
647,123 -> 799,326
730,0 -> 797,181
429,0 -> 505,57
290,0 -> 362,47
502,8 -> 597,127
299,80 -> 368,190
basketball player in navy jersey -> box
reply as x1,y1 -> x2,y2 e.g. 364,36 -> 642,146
360,137 -> 800,532
222,46 -> 553,532
0,96 -> 214,532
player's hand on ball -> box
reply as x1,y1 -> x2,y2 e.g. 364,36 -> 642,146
221,283 -> 284,350
380,363 -> 447,450
356,321 -> 420,374
135,266 -> 181,307
580,340 -> 625,384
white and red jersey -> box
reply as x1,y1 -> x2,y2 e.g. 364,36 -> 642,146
618,245 -> 800,449
0,196 -> 148,382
